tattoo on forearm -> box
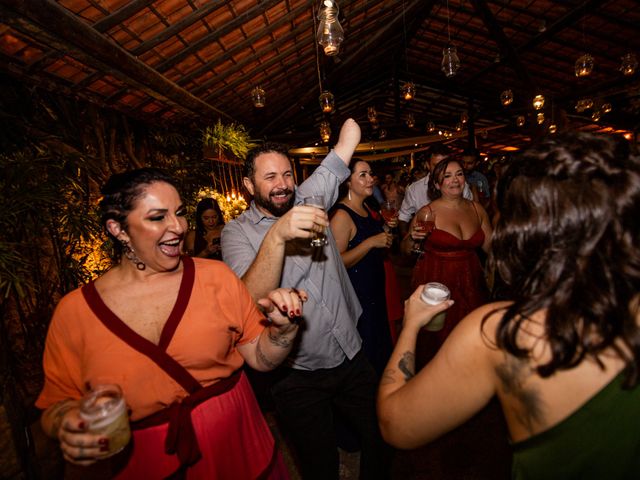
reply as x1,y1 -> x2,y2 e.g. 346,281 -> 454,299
267,328 -> 293,348
380,369 -> 397,385
495,358 -> 544,434
398,352 -> 415,381
256,337 -> 278,369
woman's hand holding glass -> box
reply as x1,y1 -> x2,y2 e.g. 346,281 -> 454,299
380,200 -> 399,233
411,208 -> 436,254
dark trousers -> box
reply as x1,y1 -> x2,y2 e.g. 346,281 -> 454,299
271,351 -> 391,480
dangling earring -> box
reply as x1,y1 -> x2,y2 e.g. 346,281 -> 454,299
348,189 -> 352,201
121,240 -> 146,270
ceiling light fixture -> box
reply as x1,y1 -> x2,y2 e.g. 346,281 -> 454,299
500,89 -> 513,106
620,53 -> 638,76
533,94 -> 545,110
441,0 -> 460,77
319,90 -> 335,113
316,0 -> 344,56
575,3 -> 594,78
368,106 -> 378,124
320,120 -> 331,142
400,1 -> 416,101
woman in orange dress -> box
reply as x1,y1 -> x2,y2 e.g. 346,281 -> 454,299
36,168 -> 305,479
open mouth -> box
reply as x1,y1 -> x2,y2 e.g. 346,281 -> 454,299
159,238 -> 182,257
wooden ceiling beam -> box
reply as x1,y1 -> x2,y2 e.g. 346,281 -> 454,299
0,0 -> 234,121
93,0 -> 155,33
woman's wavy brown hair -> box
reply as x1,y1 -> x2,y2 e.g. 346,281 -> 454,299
488,132 -> 640,386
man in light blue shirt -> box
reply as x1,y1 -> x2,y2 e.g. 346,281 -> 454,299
222,119 -> 389,480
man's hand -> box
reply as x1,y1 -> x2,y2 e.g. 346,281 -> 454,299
268,205 -> 328,244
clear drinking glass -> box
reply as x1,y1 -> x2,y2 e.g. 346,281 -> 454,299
79,384 -> 131,458
303,195 -> 328,247
380,199 -> 398,233
420,282 -> 451,331
411,208 -> 436,254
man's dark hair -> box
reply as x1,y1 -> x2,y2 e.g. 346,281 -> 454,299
429,144 -> 450,157
243,142 -> 291,180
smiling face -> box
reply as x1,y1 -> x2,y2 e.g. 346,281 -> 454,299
348,161 -> 375,199
436,161 -> 465,198
244,151 -> 296,217
111,181 -> 187,272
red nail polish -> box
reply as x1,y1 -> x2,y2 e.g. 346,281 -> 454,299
78,421 -> 85,429
296,309 -> 301,316
282,305 -> 288,312
98,438 -> 109,446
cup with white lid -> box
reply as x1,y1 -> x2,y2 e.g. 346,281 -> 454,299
420,282 -> 451,331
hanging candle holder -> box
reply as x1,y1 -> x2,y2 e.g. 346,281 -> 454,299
460,111 -> 469,124
320,120 -> 331,143
601,103 -> 612,114
516,115 -> 525,127
620,53 -> 638,76
536,112 -> 545,125
591,110 -> 601,122
406,113 -> 415,128
317,0 -> 344,56
426,121 -> 436,133
251,86 -> 266,108
367,106 -> 378,124
575,53 -> 594,77
441,45 -> 461,77
455,122 -> 462,132
402,81 -> 416,101
379,128 -> 387,139
533,94 -> 545,110
548,124 -> 557,134
500,89 -> 514,106
318,90 -> 335,113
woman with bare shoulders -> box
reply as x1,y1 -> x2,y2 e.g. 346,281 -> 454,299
379,132 -> 640,479
401,158 -> 492,364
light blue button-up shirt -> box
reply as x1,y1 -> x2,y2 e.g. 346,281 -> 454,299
221,150 -> 363,370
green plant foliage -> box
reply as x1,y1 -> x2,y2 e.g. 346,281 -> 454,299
202,119 -> 255,160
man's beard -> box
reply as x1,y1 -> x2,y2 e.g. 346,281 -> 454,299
254,188 -> 295,217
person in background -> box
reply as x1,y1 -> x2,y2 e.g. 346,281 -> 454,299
184,197 -> 225,259
222,119 -> 390,480
401,158 -> 491,365
330,159 -> 395,375
36,168 -> 303,479
380,172 -> 405,207
398,144 -> 473,238
462,148 -> 491,209
370,174 -> 386,208
379,132 -> 640,479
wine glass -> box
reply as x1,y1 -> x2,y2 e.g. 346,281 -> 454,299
380,199 -> 398,233
411,208 -> 436,254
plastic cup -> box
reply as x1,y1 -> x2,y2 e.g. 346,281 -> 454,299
79,384 -> 131,457
420,282 -> 451,331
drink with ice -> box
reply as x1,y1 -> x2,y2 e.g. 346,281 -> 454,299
420,282 -> 450,331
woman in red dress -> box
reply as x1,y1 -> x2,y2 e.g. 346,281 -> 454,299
401,158 -> 492,366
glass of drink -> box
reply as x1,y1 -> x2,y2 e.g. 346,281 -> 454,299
302,195 -> 328,247
420,282 -> 451,331
411,208 -> 436,254
380,200 -> 398,232
79,384 -> 131,458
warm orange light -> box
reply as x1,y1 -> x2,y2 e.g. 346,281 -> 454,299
501,146 -> 520,152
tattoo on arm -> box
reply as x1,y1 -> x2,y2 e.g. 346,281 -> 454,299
398,352 -> 415,381
256,337 -> 278,369
267,328 -> 293,348
495,358 -> 544,434
380,369 -> 397,386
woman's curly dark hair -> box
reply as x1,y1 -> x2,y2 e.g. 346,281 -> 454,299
487,132 -> 640,387
99,168 -> 178,256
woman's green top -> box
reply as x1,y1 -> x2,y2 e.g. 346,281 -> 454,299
511,371 -> 640,479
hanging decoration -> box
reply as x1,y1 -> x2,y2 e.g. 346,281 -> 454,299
251,86 -> 266,108
536,112 -> 545,124
500,89 -> 514,106
406,113 -> 415,128
320,120 -> 331,142
441,0 -> 460,77
591,110 -> 601,122
368,106 -> 378,124
460,111 -> 469,124
601,102 -> 612,113
379,128 -> 387,139
533,94 -> 545,110
402,81 -> 416,101
516,115 -> 525,127
426,121 -> 436,133
620,53 -> 638,76
548,124 -> 557,134
575,53 -> 594,77
455,122 -> 462,131
319,90 -> 335,113
316,0 -> 344,56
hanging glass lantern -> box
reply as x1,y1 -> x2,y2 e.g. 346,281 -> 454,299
583,98 -> 594,110
460,111 -> 469,124
516,115 -> 525,127
536,112 -> 545,125
575,99 -> 586,112
591,110 -> 601,122
402,81 -> 416,101
548,124 -> 557,134
251,86 -> 266,108
500,89 -> 514,106
620,53 -> 638,76
441,45 -> 460,78
320,120 -> 331,142
379,128 -> 387,139
601,103 -> 612,114
406,113 -> 415,128
316,0 -> 344,56
575,53 -> 594,77
318,90 -> 335,113
533,94 -> 545,110
367,106 -> 378,123
455,122 -> 462,132
426,121 -> 436,133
